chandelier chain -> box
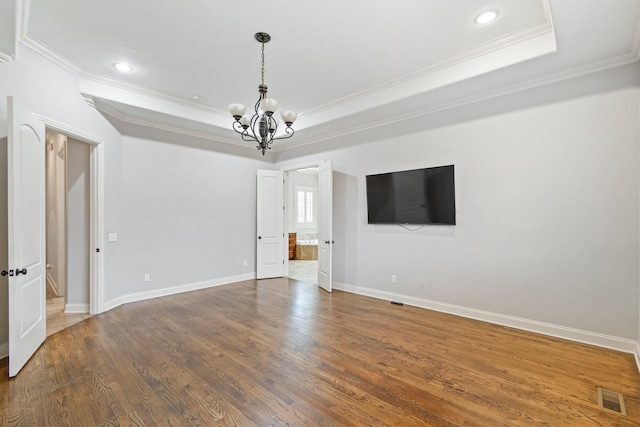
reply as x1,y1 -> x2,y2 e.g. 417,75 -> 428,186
261,42 -> 265,86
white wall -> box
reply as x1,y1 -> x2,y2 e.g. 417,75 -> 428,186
66,138 -> 91,306
45,131 -> 66,296
277,63 -> 640,341
114,135 -> 271,301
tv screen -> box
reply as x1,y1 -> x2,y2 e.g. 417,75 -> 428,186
366,165 -> 456,225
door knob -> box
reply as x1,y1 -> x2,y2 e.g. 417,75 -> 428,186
258,236 -> 262,240
16,268 -> 27,276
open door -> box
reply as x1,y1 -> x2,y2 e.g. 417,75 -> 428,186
256,170 -> 284,279
7,97 -> 46,377
317,160 -> 333,292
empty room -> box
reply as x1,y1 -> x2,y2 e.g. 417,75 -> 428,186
2,0 -> 640,425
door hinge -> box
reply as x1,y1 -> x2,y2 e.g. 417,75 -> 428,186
96,248 -> 100,253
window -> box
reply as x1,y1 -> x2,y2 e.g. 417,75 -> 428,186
295,185 -> 316,228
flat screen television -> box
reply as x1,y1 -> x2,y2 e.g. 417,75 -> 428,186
366,165 -> 456,225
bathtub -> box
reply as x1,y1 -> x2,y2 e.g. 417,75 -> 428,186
295,239 -> 318,260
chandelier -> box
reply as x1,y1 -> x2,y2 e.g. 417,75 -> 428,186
228,32 -> 297,155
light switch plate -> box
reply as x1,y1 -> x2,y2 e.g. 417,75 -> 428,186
108,233 -> 118,242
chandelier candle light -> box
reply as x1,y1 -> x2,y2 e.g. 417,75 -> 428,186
229,32 -> 297,155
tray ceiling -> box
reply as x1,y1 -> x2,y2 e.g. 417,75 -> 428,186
3,0 -> 640,153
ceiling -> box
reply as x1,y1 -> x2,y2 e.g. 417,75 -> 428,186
3,0 -> 640,154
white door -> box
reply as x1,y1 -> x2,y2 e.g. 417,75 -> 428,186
256,170 -> 284,279
317,160 -> 333,292
7,97 -> 46,377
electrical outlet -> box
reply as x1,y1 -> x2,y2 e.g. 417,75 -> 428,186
391,275 -> 396,284
243,260 -> 248,267
144,274 -> 150,282
420,280 -> 425,289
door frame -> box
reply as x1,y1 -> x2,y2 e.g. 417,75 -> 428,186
281,160 -> 327,279
35,115 -> 105,315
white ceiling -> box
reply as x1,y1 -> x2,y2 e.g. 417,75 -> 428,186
4,0 -> 640,153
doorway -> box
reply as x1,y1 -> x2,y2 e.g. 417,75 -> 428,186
36,114 -> 105,316
45,130 -> 93,336
1,99 -> 105,372
285,166 -> 320,285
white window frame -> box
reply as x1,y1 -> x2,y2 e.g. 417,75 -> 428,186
295,185 -> 317,229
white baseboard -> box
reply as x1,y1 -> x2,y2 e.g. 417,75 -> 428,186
0,342 -> 7,359
332,281 -> 640,373
104,295 -> 125,312
65,303 -> 89,314
104,273 -> 256,312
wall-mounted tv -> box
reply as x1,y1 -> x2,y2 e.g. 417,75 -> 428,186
366,165 -> 456,225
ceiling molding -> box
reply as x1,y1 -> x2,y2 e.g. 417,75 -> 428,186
94,99 -> 249,149
20,35 -> 82,75
0,0 -> 20,63
82,94 -> 97,109
272,52 -> 640,152
301,20 -> 556,121
299,30 -> 558,133
0,51 -> 14,63
101,46 -> 640,155
78,77 -> 230,130
19,2 -> 557,139
80,71 -> 228,116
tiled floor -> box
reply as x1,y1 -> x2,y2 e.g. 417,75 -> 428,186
288,260 -> 318,284
46,280 -> 92,337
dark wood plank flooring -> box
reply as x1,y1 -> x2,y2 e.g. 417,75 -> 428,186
1,278 -> 640,426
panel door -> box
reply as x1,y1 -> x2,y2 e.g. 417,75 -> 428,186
7,96 -> 46,377
317,161 -> 333,292
257,170 -> 284,279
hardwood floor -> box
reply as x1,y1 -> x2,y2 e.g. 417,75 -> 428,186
2,278 -> 640,426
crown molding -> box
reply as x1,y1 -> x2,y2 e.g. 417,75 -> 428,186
0,51 -> 14,63
302,19 -> 556,120
80,71 -> 228,116
82,94 -> 96,109
20,35 -> 81,75
274,52 -> 640,152
98,45 -> 638,155
94,99 -> 247,148
299,27 -> 557,133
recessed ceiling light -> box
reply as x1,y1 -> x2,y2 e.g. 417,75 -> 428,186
112,62 -> 133,72
474,10 -> 499,25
